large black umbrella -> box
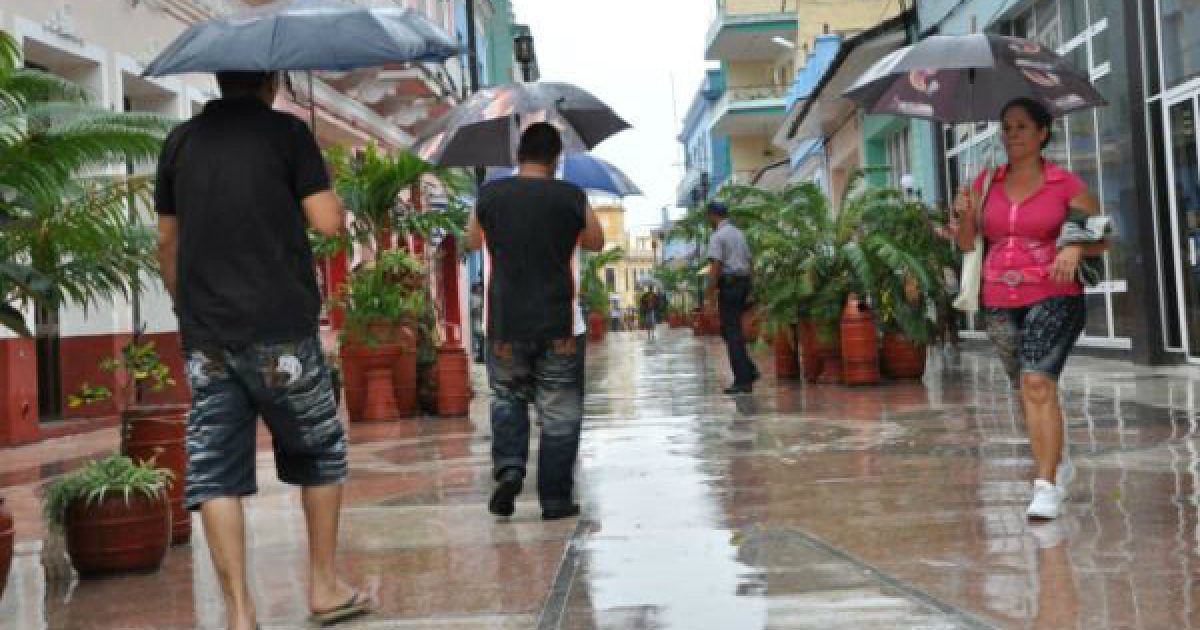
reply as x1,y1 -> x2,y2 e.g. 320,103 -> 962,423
141,0 -> 459,76
843,34 -> 1105,123
414,82 -> 631,167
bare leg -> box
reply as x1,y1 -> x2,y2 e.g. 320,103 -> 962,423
200,498 -> 256,630
301,483 -> 357,612
1021,372 -> 1063,483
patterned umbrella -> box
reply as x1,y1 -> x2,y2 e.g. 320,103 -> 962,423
484,152 -> 643,197
843,34 -> 1105,123
414,81 -> 631,167
141,0 -> 459,76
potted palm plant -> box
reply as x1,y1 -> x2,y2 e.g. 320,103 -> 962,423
326,143 -> 467,418
0,31 -> 170,341
729,174 -> 937,385
336,249 -> 427,421
859,193 -> 956,379
67,338 -> 191,544
581,248 -> 624,342
42,455 -> 173,577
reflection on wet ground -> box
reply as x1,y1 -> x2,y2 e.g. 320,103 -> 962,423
4,330 -> 1200,628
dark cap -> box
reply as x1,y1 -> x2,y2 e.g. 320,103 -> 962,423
705,201 -> 728,216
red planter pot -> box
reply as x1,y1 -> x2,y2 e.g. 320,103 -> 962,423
0,497 -> 12,600
434,345 -> 470,416
587,312 -> 607,342
797,320 -> 823,384
65,492 -> 170,577
122,404 -> 190,545
840,296 -> 880,386
741,311 -> 761,342
773,326 -> 799,379
882,333 -> 927,379
340,321 -> 417,422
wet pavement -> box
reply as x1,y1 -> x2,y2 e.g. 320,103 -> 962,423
4,329 -> 1200,628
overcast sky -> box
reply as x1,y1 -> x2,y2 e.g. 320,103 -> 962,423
510,0 -> 715,234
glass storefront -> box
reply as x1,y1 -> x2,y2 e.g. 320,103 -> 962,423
1159,0 -> 1200,90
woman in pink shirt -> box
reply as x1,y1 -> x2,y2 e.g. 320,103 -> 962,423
954,98 -> 1109,520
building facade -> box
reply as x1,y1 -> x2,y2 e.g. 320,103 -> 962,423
0,0 -> 513,446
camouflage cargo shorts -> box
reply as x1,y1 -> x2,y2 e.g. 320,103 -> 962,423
183,336 -> 347,510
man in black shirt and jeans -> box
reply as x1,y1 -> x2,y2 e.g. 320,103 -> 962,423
156,71 -> 368,629
467,123 -> 605,520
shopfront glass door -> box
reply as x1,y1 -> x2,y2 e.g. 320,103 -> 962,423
1166,96 -> 1200,360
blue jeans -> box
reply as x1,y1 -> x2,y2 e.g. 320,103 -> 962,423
486,335 -> 584,509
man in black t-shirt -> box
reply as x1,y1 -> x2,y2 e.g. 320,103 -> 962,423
467,123 -> 605,521
156,71 -> 369,629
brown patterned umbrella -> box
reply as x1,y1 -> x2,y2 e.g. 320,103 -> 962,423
414,81 -> 631,167
843,34 -> 1105,123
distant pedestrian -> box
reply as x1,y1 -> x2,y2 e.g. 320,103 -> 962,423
639,288 -> 659,341
705,201 -> 758,394
467,122 -> 605,520
155,70 -> 369,629
954,97 -> 1108,520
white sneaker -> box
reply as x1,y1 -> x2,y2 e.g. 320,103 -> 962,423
1027,479 -> 1063,520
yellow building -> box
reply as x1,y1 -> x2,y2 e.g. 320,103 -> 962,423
681,0 -> 903,201
592,201 -> 659,314
703,0 -> 798,191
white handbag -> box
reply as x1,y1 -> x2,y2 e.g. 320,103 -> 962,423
952,166 -> 995,314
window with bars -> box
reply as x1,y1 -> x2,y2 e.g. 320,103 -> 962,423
886,127 -> 911,190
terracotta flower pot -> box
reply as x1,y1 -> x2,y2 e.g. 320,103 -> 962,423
840,296 -> 880,386
122,404 -> 190,545
434,345 -> 470,416
882,333 -> 927,379
340,321 -> 417,422
797,320 -> 823,384
741,311 -> 761,342
0,497 -> 12,600
64,492 -> 170,577
587,312 -> 607,342
773,326 -> 799,379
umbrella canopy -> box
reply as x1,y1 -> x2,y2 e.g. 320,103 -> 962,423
142,0 -> 459,77
484,152 -> 643,197
414,81 -> 631,167
843,34 -> 1105,123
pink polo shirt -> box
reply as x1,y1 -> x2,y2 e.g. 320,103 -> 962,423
973,161 -> 1085,309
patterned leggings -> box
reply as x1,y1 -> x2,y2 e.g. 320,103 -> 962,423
983,295 -> 1087,385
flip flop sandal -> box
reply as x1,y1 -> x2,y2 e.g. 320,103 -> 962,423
308,591 -> 373,627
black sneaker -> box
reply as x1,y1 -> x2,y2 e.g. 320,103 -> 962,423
488,468 -> 523,517
542,503 -> 580,520
723,383 -> 753,394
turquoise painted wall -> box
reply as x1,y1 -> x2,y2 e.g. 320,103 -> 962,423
862,114 -> 940,202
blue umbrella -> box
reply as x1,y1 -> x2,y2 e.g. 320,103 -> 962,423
141,0 -> 459,76
485,153 -> 643,197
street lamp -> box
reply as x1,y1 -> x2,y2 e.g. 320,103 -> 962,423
513,33 -> 535,82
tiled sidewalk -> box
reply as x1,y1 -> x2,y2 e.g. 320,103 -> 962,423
3,330 -> 1200,628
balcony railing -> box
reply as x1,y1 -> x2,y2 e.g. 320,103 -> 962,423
705,2 -> 800,54
724,84 -> 789,103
